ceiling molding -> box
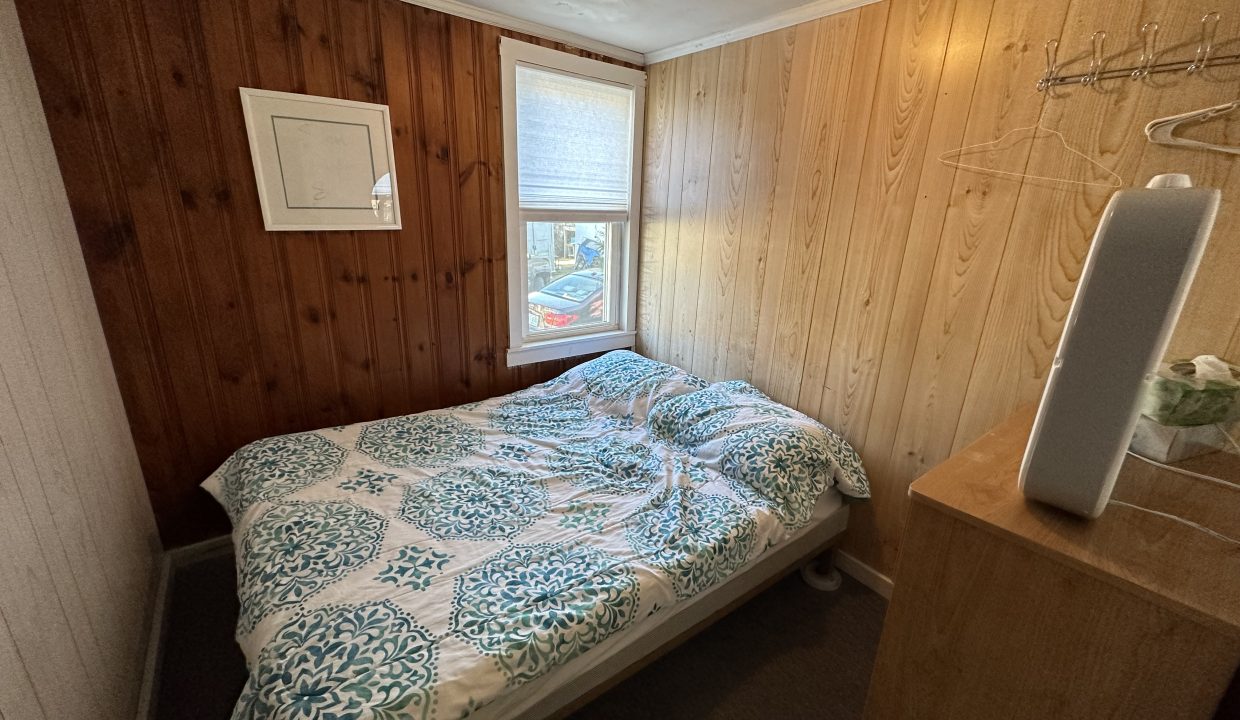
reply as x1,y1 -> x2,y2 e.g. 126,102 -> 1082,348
396,0 -> 646,65
643,0 -> 883,64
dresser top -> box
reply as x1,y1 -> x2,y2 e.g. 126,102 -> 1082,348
909,407 -> 1240,638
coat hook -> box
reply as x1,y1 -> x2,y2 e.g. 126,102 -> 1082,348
1038,39 -> 1060,91
1131,22 -> 1159,79
1082,31 -> 1107,85
1188,12 -> 1220,73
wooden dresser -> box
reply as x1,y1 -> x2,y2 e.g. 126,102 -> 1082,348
865,408 -> 1240,719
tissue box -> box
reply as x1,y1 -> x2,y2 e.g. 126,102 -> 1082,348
1140,356 -> 1240,426
1129,415 -> 1222,463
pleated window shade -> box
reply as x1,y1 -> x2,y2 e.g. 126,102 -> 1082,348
515,65 -> 633,212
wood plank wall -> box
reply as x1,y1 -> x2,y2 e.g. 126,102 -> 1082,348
639,0 -> 1240,576
0,1 -> 161,715
13,0 -> 630,547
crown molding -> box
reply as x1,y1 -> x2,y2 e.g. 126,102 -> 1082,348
396,0 -> 646,66
643,0 -> 882,64
397,0 -> 883,69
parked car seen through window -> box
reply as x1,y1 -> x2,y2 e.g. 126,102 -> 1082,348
528,269 -> 605,331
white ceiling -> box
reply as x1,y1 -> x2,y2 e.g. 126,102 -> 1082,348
413,0 -> 875,63
464,0 -> 814,54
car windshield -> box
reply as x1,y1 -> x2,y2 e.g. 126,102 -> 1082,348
538,274 -> 600,302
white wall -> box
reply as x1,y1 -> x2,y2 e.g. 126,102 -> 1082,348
0,1 -> 161,717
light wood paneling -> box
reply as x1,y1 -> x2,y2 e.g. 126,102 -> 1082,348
14,0 -> 632,546
0,1 -> 160,716
639,0 -> 1240,575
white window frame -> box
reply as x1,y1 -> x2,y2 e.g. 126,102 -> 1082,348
499,37 -> 646,367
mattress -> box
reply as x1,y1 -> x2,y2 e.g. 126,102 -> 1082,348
203,351 -> 869,720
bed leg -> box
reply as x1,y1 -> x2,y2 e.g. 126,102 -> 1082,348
799,548 -> 843,592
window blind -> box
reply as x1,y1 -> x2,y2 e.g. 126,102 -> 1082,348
515,65 -> 632,212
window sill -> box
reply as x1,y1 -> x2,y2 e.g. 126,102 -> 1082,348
507,329 -> 635,367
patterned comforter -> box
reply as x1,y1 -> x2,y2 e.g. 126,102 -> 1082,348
204,351 -> 869,720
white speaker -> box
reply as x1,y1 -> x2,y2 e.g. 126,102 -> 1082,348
1019,174 -> 1221,518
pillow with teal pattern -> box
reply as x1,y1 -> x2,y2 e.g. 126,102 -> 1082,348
646,385 -> 741,452
649,380 -> 869,529
544,350 -> 707,416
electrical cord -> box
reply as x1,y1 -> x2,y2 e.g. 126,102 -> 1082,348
1124,448 -> 1239,490
1107,499 -> 1240,546
1216,423 -> 1240,455
1112,425 -> 1240,545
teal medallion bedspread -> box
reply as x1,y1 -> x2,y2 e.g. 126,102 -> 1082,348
203,351 -> 869,719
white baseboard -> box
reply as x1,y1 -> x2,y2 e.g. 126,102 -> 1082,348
134,554 -> 172,720
836,550 -> 894,600
166,534 -> 233,566
134,535 -> 232,720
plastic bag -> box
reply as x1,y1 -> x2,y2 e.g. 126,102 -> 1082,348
1139,354 -> 1240,426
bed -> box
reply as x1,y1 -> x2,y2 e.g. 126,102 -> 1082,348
203,350 -> 870,720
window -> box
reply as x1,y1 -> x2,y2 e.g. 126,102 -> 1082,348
500,38 -> 645,366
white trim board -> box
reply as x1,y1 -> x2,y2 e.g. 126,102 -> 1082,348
165,534 -> 233,566
134,535 -> 233,720
499,38 -> 646,368
643,0 -> 883,64
836,550 -> 894,600
397,0 -> 881,67
135,554 -> 173,720
396,0 -> 645,65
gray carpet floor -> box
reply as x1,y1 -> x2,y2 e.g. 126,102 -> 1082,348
155,552 -> 886,720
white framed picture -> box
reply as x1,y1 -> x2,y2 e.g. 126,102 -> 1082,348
239,87 -> 401,231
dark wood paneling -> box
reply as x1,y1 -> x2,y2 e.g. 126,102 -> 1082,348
14,0 -> 631,547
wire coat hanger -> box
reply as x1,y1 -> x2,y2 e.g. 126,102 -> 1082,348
1145,100 -> 1240,155
938,123 -> 1125,189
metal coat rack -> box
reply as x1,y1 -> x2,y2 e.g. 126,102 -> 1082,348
1038,12 -> 1240,91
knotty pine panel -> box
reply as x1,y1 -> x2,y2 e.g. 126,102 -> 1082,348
14,0 -> 631,546
639,0 -> 1240,576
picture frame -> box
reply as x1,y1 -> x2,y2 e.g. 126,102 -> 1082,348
238,87 -> 401,231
